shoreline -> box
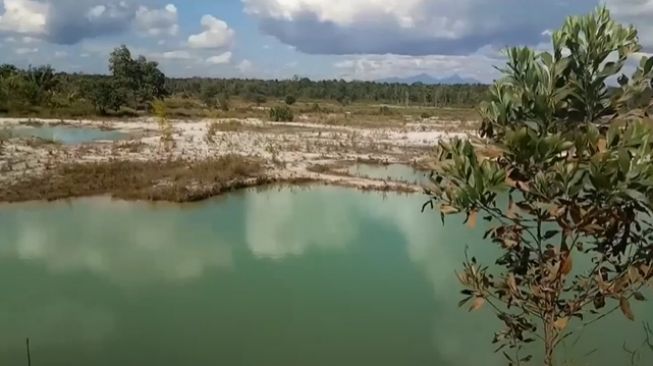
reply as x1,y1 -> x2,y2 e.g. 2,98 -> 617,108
0,116 -> 461,204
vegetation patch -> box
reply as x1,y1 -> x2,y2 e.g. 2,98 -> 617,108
0,155 -> 266,203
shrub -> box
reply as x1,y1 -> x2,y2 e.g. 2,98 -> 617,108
285,95 -> 297,105
378,106 -> 395,115
269,105 -> 294,122
426,7 -> 653,366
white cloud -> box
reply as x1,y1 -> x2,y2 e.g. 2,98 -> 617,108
188,15 -> 235,49
15,47 -> 37,54
243,0 -> 598,55
237,59 -> 253,73
54,50 -> 67,58
607,0 -> 653,49
134,4 -> 179,37
160,50 -> 192,60
0,0 -> 47,34
0,1 -> 138,44
206,51 -> 233,64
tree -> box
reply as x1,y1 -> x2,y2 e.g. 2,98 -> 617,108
0,64 -> 18,79
86,79 -> 126,115
285,95 -> 296,105
109,45 -> 167,105
269,105 -> 294,122
426,8 -> 653,366
200,84 -> 220,108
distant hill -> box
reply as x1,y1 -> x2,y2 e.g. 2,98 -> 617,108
378,73 -> 482,85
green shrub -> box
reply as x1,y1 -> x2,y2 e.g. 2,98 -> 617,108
378,106 -> 395,115
269,105 -> 294,122
285,95 -> 296,105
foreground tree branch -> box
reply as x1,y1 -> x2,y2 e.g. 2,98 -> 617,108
427,7 -> 653,366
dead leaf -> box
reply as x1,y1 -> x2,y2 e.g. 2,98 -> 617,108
597,138 -> 607,152
560,253 -> 573,276
554,317 -> 569,330
440,205 -> 459,215
469,297 -> 486,312
507,274 -> 518,294
467,210 -> 478,229
507,196 -> 517,219
620,297 -> 635,321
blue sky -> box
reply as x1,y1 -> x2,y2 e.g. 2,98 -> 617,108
0,0 -> 650,82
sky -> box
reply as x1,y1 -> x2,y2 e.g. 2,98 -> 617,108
0,0 -> 650,82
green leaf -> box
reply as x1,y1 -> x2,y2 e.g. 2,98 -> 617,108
625,189 -> 648,203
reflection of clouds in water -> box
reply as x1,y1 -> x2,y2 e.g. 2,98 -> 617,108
0,198 -> 232,285
0,299 -> 115,346
245,187 -> 499,365
245,188 -> 358,259
370,195 -> 502,365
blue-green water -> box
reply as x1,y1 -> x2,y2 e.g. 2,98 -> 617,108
347,164 -> 431,185
11,126 -> 126,144
0,187 -> 650,366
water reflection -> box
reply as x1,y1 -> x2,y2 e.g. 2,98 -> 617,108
347,164 -> 431,185
244,188 -> 356,259
0,198 -> 233,285
0,188 -> 649,366
11,126 -> 126,144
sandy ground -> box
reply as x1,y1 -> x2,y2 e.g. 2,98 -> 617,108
0,116 -> 472,195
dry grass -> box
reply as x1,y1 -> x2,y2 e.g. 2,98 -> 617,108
0,155 -> 267,202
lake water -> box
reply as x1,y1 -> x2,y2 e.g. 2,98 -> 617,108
10,126 -> 126,144
347,164 -> 431,185
0,187 -> 650,366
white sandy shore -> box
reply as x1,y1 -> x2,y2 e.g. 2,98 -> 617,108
0,116 -> 473,194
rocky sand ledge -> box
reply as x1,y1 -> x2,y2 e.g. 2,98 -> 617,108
0,117 -> 471,202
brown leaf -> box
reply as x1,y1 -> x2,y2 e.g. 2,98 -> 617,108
620,297 -> 635,321
507,196 -> 517,219
507,274 -> 518,294
560,253 -> 573,276
554,317 -> 569,331
440,205 -> 459,215
467,210 -> 478,229
469,297 -> 486,312
597,138 -> 607,152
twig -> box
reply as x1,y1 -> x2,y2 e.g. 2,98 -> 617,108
26,337 -> 31,366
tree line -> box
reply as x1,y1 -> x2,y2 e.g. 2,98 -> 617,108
0,45 -> 488,117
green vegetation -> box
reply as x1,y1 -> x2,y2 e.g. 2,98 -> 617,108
285,95 -> 297,105
427,7 -> 653,366
0,46 -> 485,120
269,105 -> 295,122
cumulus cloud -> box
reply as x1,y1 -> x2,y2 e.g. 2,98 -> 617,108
188,15 -> 235,49
0,0 -> 47,34
206,51 -> 232,64
0,1 -> 181,45
242,0 -> 597,55
134,3 -> 179,37
607,0 -> 653,49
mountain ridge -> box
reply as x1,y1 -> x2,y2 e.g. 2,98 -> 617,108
378,73 -> 482,85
